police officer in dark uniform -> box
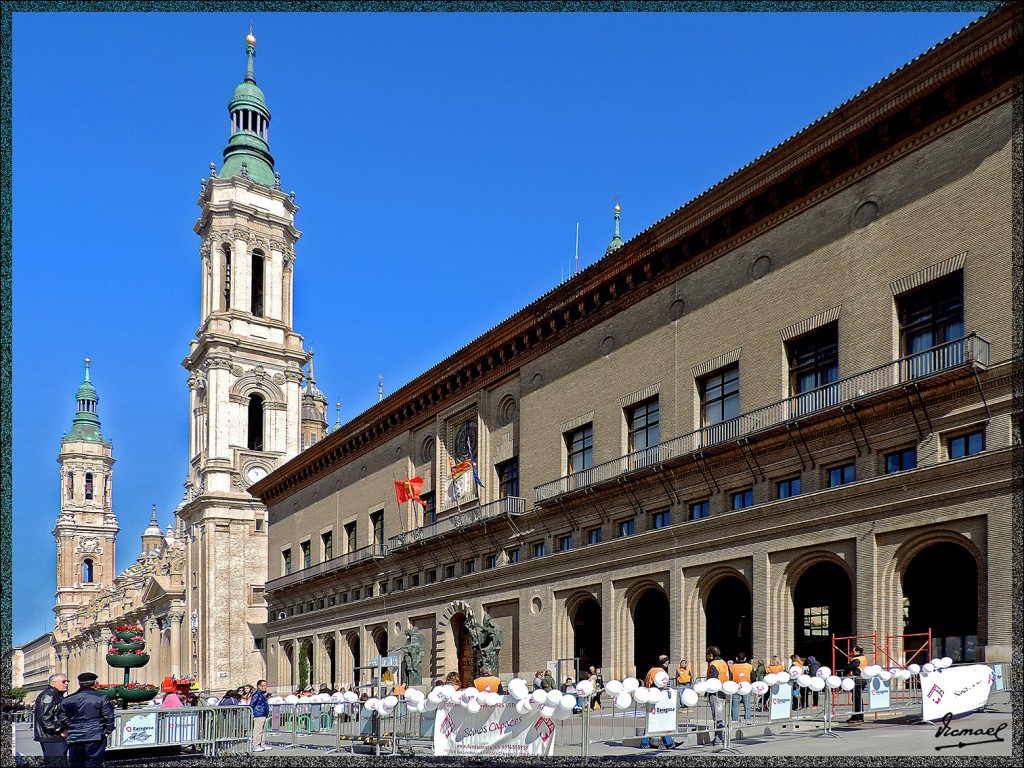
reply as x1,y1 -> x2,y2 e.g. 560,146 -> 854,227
61,672 -> 115,767
33,673 -> 70,766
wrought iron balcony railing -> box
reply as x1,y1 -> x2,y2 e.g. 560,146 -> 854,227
387,496 -> 527,552
535,334 -> 989,503
265,543 -> 386,593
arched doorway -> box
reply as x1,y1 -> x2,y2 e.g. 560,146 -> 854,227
792,561 -> 852,664
281,642 -> 294,689
450,613 -> 475,687
572,598 -> 602,673
633,589 -> 669,678
347,634 -> 361,686
705,576 -> 751,662
903,542 -> 979,662
324,635 -> 336,687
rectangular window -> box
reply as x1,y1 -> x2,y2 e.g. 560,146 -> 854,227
251,252 -> 265,317
321,531 -> 333,561
788,324 -> 839,415
463,559 -> 476,574
345,522 -> 357,553
67,472 -> 74,501
250,586 -> 265,606
222,247 -> 232,310
885,447 -> 918,473
84,472 -> 94,501
531,541 -> 546,558
731,489 -> 754,510
828,463 -> 856,487
507,547 -> 521,564
444,564 -> 456,579
379,580 -> 387,595
394,577 -> 404,591
700,365 -> 740,442
498,458 -> 520,498
898,271 -> 965,378
318,598 -> 325,610
426,569 -> 437,584
300,541 -> 311,569
651,509 -> 671,529
628,398 -> 660,466
370,510 -> 384,550
587,526 -> 603,545
948,430 -> 985,459
689,500 -> 710,520
422,491 -> 436,525
617,518 -> 636,537
777,477 -> 802,499
255,517 -> 264,532
566,424 -> 594,476
557,534 -> 573,552
484,554 -> 497,570
410,573 -> 420,587
353,589 -> 361,601
341,592 -> 349,604
282,549 -> 292,576
329,595 -> 336,607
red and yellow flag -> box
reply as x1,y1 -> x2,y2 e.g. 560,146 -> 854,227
395,476 -> 428,508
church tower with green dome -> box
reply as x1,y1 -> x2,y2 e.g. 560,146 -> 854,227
54,358 -> 119,626
178,30 -> 309,688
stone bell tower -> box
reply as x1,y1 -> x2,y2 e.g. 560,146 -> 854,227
178,30 -> 307,688
54,358 -> 118,626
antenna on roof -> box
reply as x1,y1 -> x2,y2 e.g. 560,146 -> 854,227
378,374 -> 384,403
574,222 -> 579,276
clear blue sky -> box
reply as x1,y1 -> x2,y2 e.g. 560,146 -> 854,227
9,9 -> 987,645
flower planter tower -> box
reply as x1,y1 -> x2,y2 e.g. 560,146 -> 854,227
104,625 -> 158,705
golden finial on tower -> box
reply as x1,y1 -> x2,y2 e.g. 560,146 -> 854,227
246,20 -> 256,47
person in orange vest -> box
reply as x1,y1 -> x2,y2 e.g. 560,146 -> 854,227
675,659 -> 692,708
706,645 -> 730,747
730,651 -> 754,724
845,646 -> 868,723
640,655 -> 677,750
472,665 -> 502,694
765,656 -> 785,675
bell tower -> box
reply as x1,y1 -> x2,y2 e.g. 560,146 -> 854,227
178,30 -> 307,687
54,358 -> 118,625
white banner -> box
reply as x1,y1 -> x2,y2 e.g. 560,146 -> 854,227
645,691 -> 677,734
768,682 -> 793,721
433,701 -> 557,757
921,664 -> 994,721
121,712 -> 157,746
867,677 -> 890,709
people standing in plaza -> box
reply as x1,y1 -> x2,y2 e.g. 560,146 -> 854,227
533,670 -> 544,690
218,689 -> 241,706
593,668 -> 605,709
60,672 -> 114,768
845,646 -> 867,724
730,652 -> 753,724
161,691 -> 184,708
250,679 -> 271,752
752,659 -> 768,711
706,646 -> 730,747
540,670 -> 556,692
790,655 -> 805,711
640,655 -> 677,750
473,665 -> 502,694
33,673 -> 69,767
559,676 -> 582,712
806,656 -> 821,708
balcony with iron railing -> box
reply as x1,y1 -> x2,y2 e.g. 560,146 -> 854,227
535,334 -> 990,504
265,543 -> 386,594
387,495 -> 527,552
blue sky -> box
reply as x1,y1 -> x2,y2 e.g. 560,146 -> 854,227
9,9 -> 987,645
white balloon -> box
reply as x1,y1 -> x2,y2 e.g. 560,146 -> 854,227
440,685 -> 456,700
383,695 -> 398,709
365,698 -> 380,711
605,680 -> 624,696
531,689 -> 547,705
546,689 -> 563,706
623,677 -> 640,693
576,680 -> 594,697
705,678 -> 722,693
268,696 -> 283,705
653,670 -> 670,689
763,673 -> 778,687
508,680 -> 528,700
207,697 -> 219,705
614,692 -> 633,709
423,697 -> 438,711
285,695 -> 299,704
908,664 -> 921,675
826,676 -> 842,689
318,693 -> 332,703
808,677 -> 826,691
722,681 -> 739,695
461,688 -> 479,701
940,657 -> 953,669
333,703 -> 345,715
923,663 -> 935,673
634,688 -> 651,704
405,688 -> 425,703
540,704 -> 557,717
515,698 -> 533,715
816,666 -> 832,678
889,667 -> 901,677
681,688 -> 700,708
751,681 -> 769,696
797,674 -> 813,688
554,703 -> 575,720
929,658 -> 942,669
427,689 -> 443,704
788,666 -> 802,679
466,699 -> 481,713
840,678 -> 855,691
899,670 -> 912,681
737,681 -> 752,696
879,671 -> 892,682
486,693 -> 503,707
330,692 -> 343,702
693,681 -> 708,695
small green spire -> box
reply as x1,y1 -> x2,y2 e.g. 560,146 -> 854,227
67,357 -> 106,443
605,201 -> 624,256
219,28 -> 276,187
332,401 -> 343,433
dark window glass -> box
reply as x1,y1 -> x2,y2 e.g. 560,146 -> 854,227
885,448 -> 918,473
532,541 -> 546,558
507,548 -> 521,564
222,245 -> 232,310
251,252 -> 265,317
82,559 -> 94,583
426,569 -> 437,584
898,272 -> 965,377
247,394 -> 264,451
255,517 -> 264,531
731,489 -> 754,510
282,550 -> 292,576
498,458 -> 520,498
463,559 -> 476,574
345,522 -> 357,553
777,477 -> 802,499
422,492 -> 436,525
485,554 -> 497,570
321,531 -> 333,561
652,510 -> 670,529
829,463 -> 856,487
629,399 -> 660,454
67,472 -> 74,501
353,589 -> 360,601
949,430 -> 985,459
587,527 -> 603,545
690,500 -> 710,520
444,564 -> 456,579
341,593 -> 349,604
567,425 -> 594,475
788,324 -> 839,414
617,519 -> 635,537
701,365 -> 740,426
394,577 -> 404,591
300,541 -> 310,569
84,472 -> 94,500
370,510 -> 384,549
411,574 -> 420,587
557,534 -> 573,552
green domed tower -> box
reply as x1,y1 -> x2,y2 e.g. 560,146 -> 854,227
219,31 -> 276,187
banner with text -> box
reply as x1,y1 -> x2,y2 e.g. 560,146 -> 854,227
769,682 -> 793,721
868,677 -> 890,710
433,702 -> 557,757
920,665 -> 994,721
121,712 -> 157,746
646,692 -> 678,734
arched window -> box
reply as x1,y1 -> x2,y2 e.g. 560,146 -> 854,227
251,251 -> 265,317
67,472 -> 74,501
222,244 -> 232,310
248,394 -> 265,451
82,559 -> 94,583
84,472 -> 94,500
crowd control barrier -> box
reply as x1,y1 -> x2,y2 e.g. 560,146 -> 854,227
105,704 -> 253,756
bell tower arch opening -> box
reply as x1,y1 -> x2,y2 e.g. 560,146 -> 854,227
247,394 -> 265,451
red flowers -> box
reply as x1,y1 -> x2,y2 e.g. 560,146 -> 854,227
115,624 -> 143,632
130,635 -> 145,643
123,682 -> 157,690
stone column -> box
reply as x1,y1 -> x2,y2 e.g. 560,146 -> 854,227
147,618 -> 162,686
310,635 -> 320,689
751,548 -> 771,662
168,611 -> 184,678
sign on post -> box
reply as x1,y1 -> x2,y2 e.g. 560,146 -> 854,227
121,712 -> 157,746
868,677 -> 890,709
768,682 -> 793,721
645,691 -> 677,734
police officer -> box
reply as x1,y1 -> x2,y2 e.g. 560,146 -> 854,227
61,672 -> 115,767
33,673 -> 70,766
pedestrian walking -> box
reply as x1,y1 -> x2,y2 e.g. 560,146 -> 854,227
806,656 -> 821,708
250,678 -> 271,752
640,655 -> 677,749
706,646 -> 731,747
60,672 -> 114,768
593,668 -> 605,710
33,673 -> 70,767
845,646 -> 868,723
730,652 -> 753,724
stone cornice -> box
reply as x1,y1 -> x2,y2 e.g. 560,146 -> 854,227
253,5 -> 1021,508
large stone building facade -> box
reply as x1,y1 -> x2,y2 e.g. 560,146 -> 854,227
254,8 -> 1018,690
8,633 -> 56,706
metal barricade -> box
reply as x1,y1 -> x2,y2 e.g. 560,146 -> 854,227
105,704 -> 253,757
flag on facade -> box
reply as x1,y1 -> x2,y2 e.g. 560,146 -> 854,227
468,445 -> 484,488
449,455 -> 473,480
395,476 -> 428,508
